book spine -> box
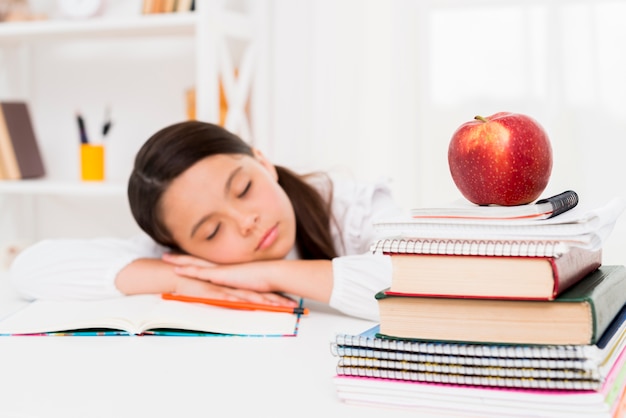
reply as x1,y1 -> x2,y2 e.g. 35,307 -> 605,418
558,266 -> 626,343
1,102 -> 45,179
0,105 -> 21,179
590,266 -> 626,343
0,148 -> 7,179
550,248 -> 602,297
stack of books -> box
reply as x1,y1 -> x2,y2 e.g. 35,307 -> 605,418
331,193 -> 626,417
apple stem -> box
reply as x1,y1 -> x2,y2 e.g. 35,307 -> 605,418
474,115 -> 488,123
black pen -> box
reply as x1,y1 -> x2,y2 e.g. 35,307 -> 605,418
76,112 -> 89,144
102,106 -> 112,140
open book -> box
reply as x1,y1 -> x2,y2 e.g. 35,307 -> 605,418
0,294 -> 303,337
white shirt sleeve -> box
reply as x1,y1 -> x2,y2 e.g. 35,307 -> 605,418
9,234 -> 166,301
330,253 -> 392,321
324,176 -> 405,321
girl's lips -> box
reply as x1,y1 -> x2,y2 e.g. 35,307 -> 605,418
256,224 -> 279,251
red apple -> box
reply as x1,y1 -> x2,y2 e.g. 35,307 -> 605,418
448,112 -> 553,206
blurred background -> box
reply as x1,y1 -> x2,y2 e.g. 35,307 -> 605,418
1,0 -> 624,265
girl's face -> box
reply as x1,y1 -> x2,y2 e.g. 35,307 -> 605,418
160,150 -> 297,263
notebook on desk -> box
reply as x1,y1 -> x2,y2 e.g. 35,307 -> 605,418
0,294 -> 304,337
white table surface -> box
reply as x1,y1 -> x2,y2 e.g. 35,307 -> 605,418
0,271 -> 421,418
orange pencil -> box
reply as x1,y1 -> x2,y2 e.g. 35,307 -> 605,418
161,293 -> 309,315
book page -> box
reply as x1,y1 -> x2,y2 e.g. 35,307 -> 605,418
0,296 -> 155,335
0,295 -> 299,336
140,298 -> 299,336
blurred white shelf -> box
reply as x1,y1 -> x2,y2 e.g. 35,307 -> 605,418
0,179 -> 126,197
0,13 -> 195,40
0,2 -> 263,207
0,10 -> 252,42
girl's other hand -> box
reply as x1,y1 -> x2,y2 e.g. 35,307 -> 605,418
164,253 -> 297,307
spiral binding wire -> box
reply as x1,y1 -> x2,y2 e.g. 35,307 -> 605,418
370,238 -> 569,257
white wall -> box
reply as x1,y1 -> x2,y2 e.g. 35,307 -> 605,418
268,0 -> 626,204
267,0 -> 626,264
2,0 -> 625,264
1,1 -> 195,244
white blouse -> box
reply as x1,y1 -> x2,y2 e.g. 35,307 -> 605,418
9,175 -> 403,321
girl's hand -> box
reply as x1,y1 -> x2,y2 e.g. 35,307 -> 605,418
162,253 -> 296,306
173,275 -> 296,307
163,253 -> 334,305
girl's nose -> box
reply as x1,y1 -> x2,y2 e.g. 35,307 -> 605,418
238,211 -> 259,236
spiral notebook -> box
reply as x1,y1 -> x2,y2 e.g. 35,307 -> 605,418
371,237 -> 572,257
332,347 -> 626,416
373,196 -> 626,252
333,304 -> 626,363
331,304 -> 626,387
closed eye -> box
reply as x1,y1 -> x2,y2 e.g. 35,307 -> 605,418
206,223 -> 220,240
238,181 -> 251,198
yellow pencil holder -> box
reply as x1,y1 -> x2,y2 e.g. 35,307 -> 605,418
80,144 -> 105,181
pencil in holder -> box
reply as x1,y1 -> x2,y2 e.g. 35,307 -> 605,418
80,143 -> 105,181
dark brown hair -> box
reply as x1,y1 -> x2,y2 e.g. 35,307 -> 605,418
128,121 -> 338,260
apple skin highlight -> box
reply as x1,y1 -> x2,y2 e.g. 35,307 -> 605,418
448,112 -> 553,206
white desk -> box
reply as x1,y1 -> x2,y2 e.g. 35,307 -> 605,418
0,271 -> 419,418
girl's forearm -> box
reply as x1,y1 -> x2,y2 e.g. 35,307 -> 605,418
114,258 -> 177,295
264,259 -> 334,303
137,256 -> 335,303
115,258 -> 300,306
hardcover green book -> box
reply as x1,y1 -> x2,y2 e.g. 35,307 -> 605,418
375,265 -> 626,345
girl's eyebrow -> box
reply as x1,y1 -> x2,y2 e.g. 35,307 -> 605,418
189,165 -> 244,238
